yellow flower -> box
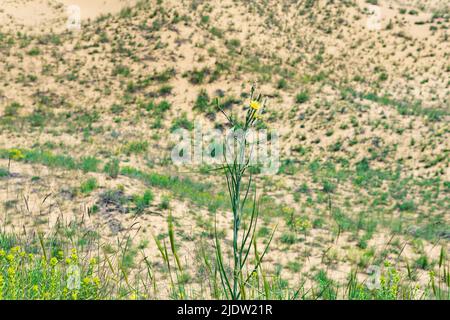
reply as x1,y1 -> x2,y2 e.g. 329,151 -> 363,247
129,292 -> 137,300
70,248 -> 78,262
295,218 -> 311,231
250,100 -> 261,110
6,254 -> 14,262
93,277 -> 101,287
7,266 -> 15,277
50,257 -> 58,267
8,149 -> 24,161
11,246 -> 21,254
0,249 -> 5,257
83,277 -> 92,285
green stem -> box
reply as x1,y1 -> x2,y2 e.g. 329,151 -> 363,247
232,162 -> 241,299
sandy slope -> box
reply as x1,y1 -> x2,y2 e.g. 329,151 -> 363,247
0,0 -> 138,33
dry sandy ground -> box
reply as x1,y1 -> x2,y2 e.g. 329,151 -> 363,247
0,0 -> 138,33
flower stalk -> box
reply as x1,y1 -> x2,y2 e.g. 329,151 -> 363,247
215,84 -> 275,299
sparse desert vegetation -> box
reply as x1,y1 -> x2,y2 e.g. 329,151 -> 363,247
0,0 -> 448,300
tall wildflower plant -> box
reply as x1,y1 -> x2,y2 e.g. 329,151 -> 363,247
215,85 -> 275,299
7,148 -> 24,174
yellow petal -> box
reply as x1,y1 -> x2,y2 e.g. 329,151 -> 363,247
250,100 -> 260,110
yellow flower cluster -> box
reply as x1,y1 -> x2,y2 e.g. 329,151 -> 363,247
1,246 -> 26,264
8,149 -> 24,161
65,248 -> 79,265
294,217 -> 311,231
7,266 -> 15,277
129,292 -> 138,300
50,257 -> 58,267
82,276 -> 101,287
0,244 -> 104,300
10,246 -> 21,254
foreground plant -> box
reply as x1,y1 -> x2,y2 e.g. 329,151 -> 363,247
214,84 -> 276,299
0,245 -> 101,300
7,148 -> 24,175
